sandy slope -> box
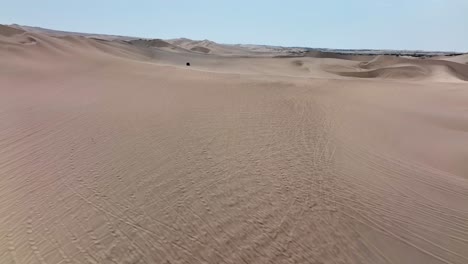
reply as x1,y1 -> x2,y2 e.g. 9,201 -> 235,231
166,38 -> 303,56
1,25 -> 468,264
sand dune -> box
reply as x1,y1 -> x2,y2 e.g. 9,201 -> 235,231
305,50 -> 373,61
318,54 -> 468,82
336,65 -> 429,79
1,24 -> 468,264
437,54 -> 468,64
190,46 -> 211,53
358,55 -> 411,69
166,38 -> 303,56
128,38 -> 173,48
167,38 -> 226,54
0,24 -> 25,36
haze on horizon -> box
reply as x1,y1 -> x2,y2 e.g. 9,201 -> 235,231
1,0 -> 467,52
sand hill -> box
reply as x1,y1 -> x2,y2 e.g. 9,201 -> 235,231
0,24 -> 25,36
166,37 -> 302,56
305,50 -> 374,61
1,24 -> 468,264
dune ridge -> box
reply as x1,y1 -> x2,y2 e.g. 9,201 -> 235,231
318,54 -> 468,82
0,24 -> 25,36
336,65 -> 429,79
305,50 -> 374,61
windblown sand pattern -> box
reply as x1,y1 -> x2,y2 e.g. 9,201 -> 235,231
1,25 -> 468,264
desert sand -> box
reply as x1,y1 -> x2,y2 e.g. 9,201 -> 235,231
1,25 -> 468,264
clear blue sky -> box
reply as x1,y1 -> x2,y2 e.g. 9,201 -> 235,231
1,0 -> 467,51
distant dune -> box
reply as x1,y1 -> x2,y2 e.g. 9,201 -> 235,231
129,38 -> 172,48
337,65 -> 429,79
313,53 -> 468,82
0,24 -> 25,36
1,24 -> 468,264
444,53 -> 468,64
359,55 -> 409,69
305,50 -> 374,61
190,46 -> 211,53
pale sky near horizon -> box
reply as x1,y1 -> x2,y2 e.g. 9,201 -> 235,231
1,0 -> 467,51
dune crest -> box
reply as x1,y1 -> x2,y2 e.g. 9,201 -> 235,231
305,50 -> 373,61
319,54 -> 468,82
0,24 -> 25,36
358,55 -> 410,69
337,65 -> 428,79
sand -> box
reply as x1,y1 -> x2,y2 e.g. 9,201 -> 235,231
1,25 -> 468,264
